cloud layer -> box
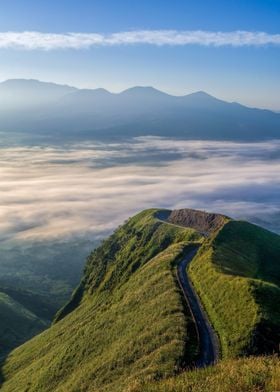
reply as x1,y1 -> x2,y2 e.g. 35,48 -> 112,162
0,137 -> 280,242
0,30 -> 280,50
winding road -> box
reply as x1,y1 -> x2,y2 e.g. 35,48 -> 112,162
177,246 -> 220,367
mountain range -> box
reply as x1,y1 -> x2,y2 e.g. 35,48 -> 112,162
0,79 -> 280,140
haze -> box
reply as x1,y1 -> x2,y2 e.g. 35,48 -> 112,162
1,137 -> 280,245
0,1 -> 280,110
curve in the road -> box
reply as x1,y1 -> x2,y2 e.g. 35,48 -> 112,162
177,246 -> 220,367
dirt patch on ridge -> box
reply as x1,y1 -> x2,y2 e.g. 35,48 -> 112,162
166,209 -> 228,234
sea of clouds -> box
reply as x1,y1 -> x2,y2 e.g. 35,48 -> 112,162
1,137 -> 280,242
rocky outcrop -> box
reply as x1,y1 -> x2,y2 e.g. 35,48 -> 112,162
166,209 -> 228,234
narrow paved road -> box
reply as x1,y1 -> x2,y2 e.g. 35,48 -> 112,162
177,247 -> 220,367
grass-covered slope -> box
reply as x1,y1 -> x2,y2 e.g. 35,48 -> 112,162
189,220 -> 280,357
1,209 -> 202,392
1,208 -> 280,392
131,356 -> 280,392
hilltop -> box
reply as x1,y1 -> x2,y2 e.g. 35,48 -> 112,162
0,208 -> 279,391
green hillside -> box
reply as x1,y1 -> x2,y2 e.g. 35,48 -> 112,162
131,356 -> 280,392
0,238 -> 94,356
189,220 -> 280,357
0,292 -> 48,358
0,209 -> 203,392
0,238 -> 94,319
0,208 -> 279,392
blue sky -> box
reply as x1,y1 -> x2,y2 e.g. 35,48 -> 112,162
0,0 -> 279,109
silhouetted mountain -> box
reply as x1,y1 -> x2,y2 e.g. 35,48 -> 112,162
0,79 -> 76,109
0,79 -> 279,140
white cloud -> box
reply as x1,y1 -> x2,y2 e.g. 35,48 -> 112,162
0,30 -> 280,50
0,138 -> 280,241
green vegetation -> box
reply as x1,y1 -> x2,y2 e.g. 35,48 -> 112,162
0,239 -> 94,314
189,220 -> 280,357
0,292 -> 48,358
130,356 -> 280,392
1,209 -> 202,392
0,209 -> 279,391
0,238 -> 94,354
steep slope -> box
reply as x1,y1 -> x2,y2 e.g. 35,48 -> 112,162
188,220 -> 280,357
1,209 -> 202,392
0,208 -> 279,392
132,356 -> 280,392
165,208 -> 228,233
160,209 -> 280,356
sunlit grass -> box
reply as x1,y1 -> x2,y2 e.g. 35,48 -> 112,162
1,210 -> 280,391
1,209 -> 201,392
130,356 -> 280,392
189,220 -> 280,357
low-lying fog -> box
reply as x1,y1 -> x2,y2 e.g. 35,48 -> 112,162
1,136 -> 280,243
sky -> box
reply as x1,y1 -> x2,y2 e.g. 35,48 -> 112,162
0,0 -> 279,110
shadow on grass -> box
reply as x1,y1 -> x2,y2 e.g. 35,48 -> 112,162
0,351 -> 8,386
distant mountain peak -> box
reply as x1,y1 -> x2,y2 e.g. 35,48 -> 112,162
1,78 -> 76,90
72,87 -> 112,96
185,90 -> 219,100
0,78 -> 77,108
193,90 -> 214,97
120,86 -> 171,97
93,87 -> 111,94
0,79 -> 279,140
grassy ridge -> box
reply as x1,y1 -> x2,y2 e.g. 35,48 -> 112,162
1,209 -> 280,391
130,356 -> 280,392
189,220 -> 280,357
1,209 -> 202,392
